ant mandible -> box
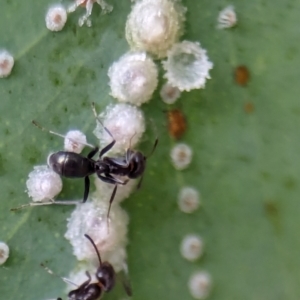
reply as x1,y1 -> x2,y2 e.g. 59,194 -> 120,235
12,103 -> 158,219
42,234 -> 132,300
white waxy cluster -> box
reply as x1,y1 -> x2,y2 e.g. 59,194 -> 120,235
45,4 -> 68,32
93,176 -> 137,204
0,50 -> 14,78
64,130 -> 87,154
126,0 -> 186,58
67,0 -> 113,27
93,103 -> 145,153
163,41 -> 213,91
170,143 -> 193,170
64,200 -> 129,271
160,82 -> 181,104
188,271 -> 212,299
26,165 -> 63,202
180,234 -> 203,261
178,186 -> 200,213
108,52 -> 158,106
0,241 -> 9,265
217,5 -> 237,29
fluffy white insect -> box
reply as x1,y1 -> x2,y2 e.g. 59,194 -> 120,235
0,241 -> 9,265
108,52 -> 158,106
0,50 -> 14,78
188,271 -> 212,299
67,0 -> 113,27
93,176 -> 137,204
26,165 -> 63,202
64,130 -> 87,154
126,0 -> 186,58
65,200 -> 129,269
93,103 -> 145,154
163,41 -> 213,91
217,5 -> 237,29
180,234 -> 203,261
170,143 -> 193,170
178,187 -> 200,213
45,4 -> 68,32
160,82 -> 181,104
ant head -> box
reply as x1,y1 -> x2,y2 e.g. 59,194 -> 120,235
96,262 -> 116,292
129,151 -> 146,179
47,152 -> 64,174
84,234 -> 116,293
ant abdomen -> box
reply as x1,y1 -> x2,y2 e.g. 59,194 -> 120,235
48,151 -> 95,178
96,262 -> 116,292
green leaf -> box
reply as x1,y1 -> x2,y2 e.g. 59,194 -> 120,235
1,0 -> 300,299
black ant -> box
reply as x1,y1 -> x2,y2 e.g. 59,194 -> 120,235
12,103 -> 158,219
42,234 -> 132,300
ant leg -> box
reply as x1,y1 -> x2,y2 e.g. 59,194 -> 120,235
82,271 -> 92,287
123,132 -> 137,165
146,138 -> 159,159
32,120 -> 95,149
87,147 -> 99,159
97,173 -> 128,185
11,199 -> 82,211
107,185 -> 117,221
91,102 -> 116,157
41,263 -> 79,287
137,175 -> 144,190
10,201 -> 55,211
83,176 -> 90,203
105,185 -> 118,233
99,140 -> 116,158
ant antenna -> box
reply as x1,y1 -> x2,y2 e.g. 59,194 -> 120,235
84,234 -> 102,265
32,120 -> 95,149
128,132 -> 136,149
146,138 -> 158,159
91,102 -> 114,140
41,263 -> 78,287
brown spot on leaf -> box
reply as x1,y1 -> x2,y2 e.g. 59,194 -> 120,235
244,102 -> 255,114
166,109 -> 186,139
234,65 -> 250,86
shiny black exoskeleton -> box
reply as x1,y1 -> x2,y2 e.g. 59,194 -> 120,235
51,234 -> 131,300
48,137 -> 158,216
38,105 -> 158,218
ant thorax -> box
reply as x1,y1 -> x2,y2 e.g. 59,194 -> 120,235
95,161 -> 110,174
